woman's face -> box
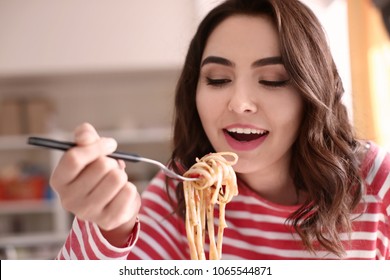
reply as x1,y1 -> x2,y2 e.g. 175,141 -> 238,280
196,15 -> 304,177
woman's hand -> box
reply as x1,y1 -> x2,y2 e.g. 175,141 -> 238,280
50,123 -> 141,247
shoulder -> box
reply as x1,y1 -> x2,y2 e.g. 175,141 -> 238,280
360,141 -> 390,213
361,141 -> 390,185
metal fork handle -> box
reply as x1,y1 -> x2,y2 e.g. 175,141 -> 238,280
125,154 -> 197,181
28,136 -> 141,161
111,150 -> 196,181
27,136 -> 197,181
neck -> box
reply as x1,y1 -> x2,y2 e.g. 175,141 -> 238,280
238,166 -> 300,206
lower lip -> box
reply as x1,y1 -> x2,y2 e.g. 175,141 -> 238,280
223,131 -> 268,151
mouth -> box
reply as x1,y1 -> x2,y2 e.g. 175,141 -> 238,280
224,127 -> 269,142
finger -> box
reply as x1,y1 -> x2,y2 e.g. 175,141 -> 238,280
78,168 -> 129,219
58,157 -> 122,204
117,159 -> 126,170
50,137 -> 117,187
74,122 -> 100,146
75,157 -> 124,195
97,182 -> 141,231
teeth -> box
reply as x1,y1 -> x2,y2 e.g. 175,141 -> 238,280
227,128 -> 267,135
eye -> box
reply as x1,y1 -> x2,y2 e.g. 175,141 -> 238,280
206,77 -> 231,87
259,79 -> 290,88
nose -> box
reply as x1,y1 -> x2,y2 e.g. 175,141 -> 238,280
227,85 -> 257,114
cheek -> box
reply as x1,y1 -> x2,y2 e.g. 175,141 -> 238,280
279,103 -> 303,125
196,89 -> 221,123
196,94 -> 212,136
195,91 -> 208,122
264,92 -> 304,136
277,97 -> 304,135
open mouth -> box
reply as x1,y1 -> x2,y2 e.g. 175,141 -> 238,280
224,128 -> 269,142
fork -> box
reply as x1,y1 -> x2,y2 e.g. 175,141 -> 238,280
27,136 -> 198,182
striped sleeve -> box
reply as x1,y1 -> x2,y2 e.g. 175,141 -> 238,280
55,171 -> 186,260
363,143 -> 390,259
56,217 -> 140,260
365,144 -> 390,216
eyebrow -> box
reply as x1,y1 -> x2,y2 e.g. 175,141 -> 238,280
201,56 -> 233,67
252,56 -> 283,67
200,55 -> 283,68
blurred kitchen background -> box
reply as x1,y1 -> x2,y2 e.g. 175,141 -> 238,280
0,0 -> 389,259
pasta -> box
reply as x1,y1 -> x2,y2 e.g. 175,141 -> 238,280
183,152 -> 238,260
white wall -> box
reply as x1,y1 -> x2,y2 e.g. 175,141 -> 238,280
0,0 -> 351,84
0,0 -> 197,76
0,0 -> 352,127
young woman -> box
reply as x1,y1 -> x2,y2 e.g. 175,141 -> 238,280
51,0 -> 390,259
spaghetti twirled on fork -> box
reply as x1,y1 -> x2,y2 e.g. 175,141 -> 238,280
183,152 -> 238,260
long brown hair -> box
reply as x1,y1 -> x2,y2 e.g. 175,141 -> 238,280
169,0 -> 364,257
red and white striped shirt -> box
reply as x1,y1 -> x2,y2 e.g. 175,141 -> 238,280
57,142 -> 390,259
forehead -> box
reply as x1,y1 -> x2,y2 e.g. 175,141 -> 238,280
203,14 -> 280,60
